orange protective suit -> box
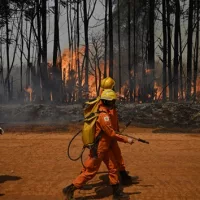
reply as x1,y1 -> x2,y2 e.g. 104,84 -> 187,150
73,101 -> 129,188
81,98 -> 126,174
99,87 -> 126,171
104,108 -> 126,171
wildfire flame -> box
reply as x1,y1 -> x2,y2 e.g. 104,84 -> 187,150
60,47 -> 107,100
24,86 -> 33,102
145,69 -> 152,74
49,46 -> 200,102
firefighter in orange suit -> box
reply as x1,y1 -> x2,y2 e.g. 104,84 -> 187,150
100,77 -> 133,185
63,89 -> 133,200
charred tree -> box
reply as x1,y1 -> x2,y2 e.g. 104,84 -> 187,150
128,0 -> 133,102
66,2 -> 72,71
166,0 -> 172,101
26,8 -> 35,88
104,0 -> 108,78
186,0 -> 194,101
20,5 -> 24,92
52,0 -> 60,101
83,0 -> 89,96
35,0 -> 42,75
5,2 -> 10,100
35,0 -> 43,101
133,0 -> 136,102
147,0 -> 155,101
117,0 -> 121,95
82,0 -> 97,98
41,0 -> 49,101
162,0 -> 167,102
108,0 -> 113,78
173,0 -> 180,101
53,0 -> 59,74
193,0 -> 199,101
179,25 -> 183,100
76,0 -> 82,101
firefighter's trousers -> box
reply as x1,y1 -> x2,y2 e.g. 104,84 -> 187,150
73,150 -> 119,188
103,140 -> 125,171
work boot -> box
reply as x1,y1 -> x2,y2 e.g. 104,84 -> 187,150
62,184 -> 77,200
119,170 -> 133,185
112,184 -> 130,200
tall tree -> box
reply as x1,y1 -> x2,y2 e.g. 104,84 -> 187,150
76,0 -> 82,101
162,0 -> 167,101
108,0 -> 113,78
193,0 -> 199,101
166,0 -> 172,101
82,0 -> 97,98
5,1 -> 10,100
133,0 -> 136,102
117,0 -> 121,95
25,5 -> 35,87
83,0 -> 89,95
147,0 -> 155,101
128,0 -> 133,101
35,0 -> 42,76
20,4 -> 24,92
53,0 -> 59,72
41,0 -> 49,101
178,24 -> 183,100
104,0 -> 108,78
52,0 -> 60,101
173,0 -> 180,101
186,0 -> 194,101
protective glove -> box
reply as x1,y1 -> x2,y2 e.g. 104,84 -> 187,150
127,137 -> 134,144
0,128 -> 4,134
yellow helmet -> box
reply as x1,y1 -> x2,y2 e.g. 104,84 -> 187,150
100,77 -> 115,89
100,89 -> 117,101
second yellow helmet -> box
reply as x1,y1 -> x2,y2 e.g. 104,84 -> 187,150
100,77 -> 115,89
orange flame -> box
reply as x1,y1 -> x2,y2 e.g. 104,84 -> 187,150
24,86 -> 33,102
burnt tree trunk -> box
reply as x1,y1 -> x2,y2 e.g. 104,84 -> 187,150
5,2 -> 10,100
52,0 -> 60,101
20,6 -> 24,92
83,0 -> 89,96
147,0 -> 155,101
76,1 -> 82,101
193,0 -> 199,101
133,0 -> 136,102
104,0 -> 108,78
186,0 -> 194,101
41,0 -> 49,101
179,26 -> 183,100
108,0 -> 113,78
166,0 -> 172,101
128,0 -> 133,102
162,0 -> 167,102
118,0 -> 121,95
36,0 -> 42,100
173,0 -> 180,101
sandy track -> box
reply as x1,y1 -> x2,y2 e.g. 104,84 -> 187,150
0,127 -> 200,200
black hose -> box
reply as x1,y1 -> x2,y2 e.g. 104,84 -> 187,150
67,130 -> 85,161
81,150 -> 86,169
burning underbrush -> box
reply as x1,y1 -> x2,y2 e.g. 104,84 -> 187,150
1,102 -> 200,133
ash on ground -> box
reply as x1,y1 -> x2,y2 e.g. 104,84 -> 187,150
0,102 -> 200,132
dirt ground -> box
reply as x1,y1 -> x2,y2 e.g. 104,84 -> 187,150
0,127 -> 200,200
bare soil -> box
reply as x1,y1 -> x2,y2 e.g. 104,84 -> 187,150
0,127 -> 200,200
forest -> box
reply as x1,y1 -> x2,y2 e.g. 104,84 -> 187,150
0,0 -> 199,104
